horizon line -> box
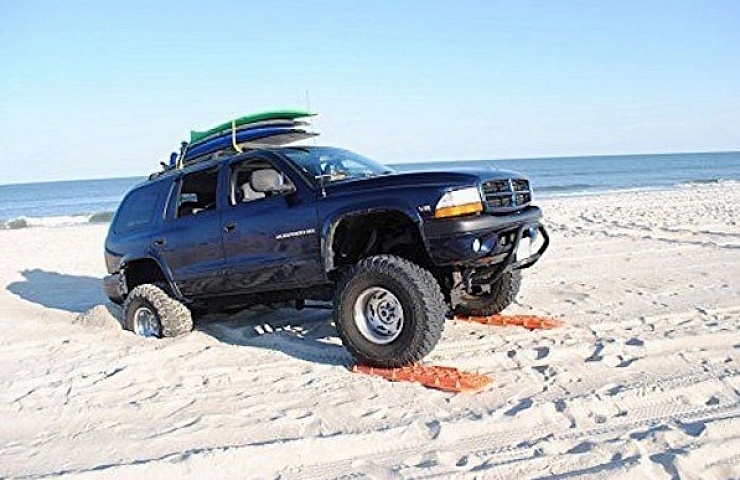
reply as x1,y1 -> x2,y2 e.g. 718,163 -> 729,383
1,149 -> 738,188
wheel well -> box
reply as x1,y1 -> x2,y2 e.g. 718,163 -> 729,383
124,258 -> 168,291
329,211 -> 431,273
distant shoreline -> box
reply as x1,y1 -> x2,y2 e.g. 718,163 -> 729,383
1,151 -> 738,227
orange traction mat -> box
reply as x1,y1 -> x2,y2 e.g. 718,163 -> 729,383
352,364 -> 492,393
454,314 -> 563,329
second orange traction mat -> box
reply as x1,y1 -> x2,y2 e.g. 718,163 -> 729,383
454,313 -> 563,329
352,364 -> 491,392
352,314 -> 563,393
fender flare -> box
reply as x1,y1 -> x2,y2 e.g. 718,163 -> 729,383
321,200 -> 424,272
119,253 -> 184,300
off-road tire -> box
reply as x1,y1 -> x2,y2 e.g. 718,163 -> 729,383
333,255 -> 446,368
123,284 -> 193,337
454,270 -> 522,317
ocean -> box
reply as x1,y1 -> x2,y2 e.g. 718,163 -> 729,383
1,151 -> 738,229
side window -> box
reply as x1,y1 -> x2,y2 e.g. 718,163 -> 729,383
177,167 -> 219,218
113,186 -> 159,233
230,160 -> 294,205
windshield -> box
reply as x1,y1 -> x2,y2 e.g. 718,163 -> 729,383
281,147 -> 393,184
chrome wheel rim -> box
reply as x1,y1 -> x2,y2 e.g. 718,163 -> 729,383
353,287 -> 404,345
133,306 -> 161,337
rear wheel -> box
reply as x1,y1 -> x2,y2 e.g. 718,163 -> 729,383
334,255 -> 446,367
454,270 -> 522,316
123,284 -> 193,338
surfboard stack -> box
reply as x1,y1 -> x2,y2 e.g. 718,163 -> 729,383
174,109 -> 318,168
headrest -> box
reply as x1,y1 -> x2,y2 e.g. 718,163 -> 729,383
250,169 -> 283,192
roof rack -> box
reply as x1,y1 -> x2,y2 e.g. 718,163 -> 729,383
153,111 -> 319,178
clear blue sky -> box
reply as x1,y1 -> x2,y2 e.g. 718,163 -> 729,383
1,0 -> 738,184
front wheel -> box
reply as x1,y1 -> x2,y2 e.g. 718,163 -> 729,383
454,270 -> 522,317
333,255 -> 446,368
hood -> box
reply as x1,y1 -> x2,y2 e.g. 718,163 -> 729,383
323,167 -> 528,195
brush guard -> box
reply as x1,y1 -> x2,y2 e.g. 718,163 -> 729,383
456,223 -> 549,298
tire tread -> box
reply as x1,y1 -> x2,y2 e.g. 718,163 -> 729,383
123,284 -> 193,337
334,255 -> 446,367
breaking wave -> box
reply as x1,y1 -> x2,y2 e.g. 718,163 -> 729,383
0,211 -> 115,230
678,178 -> 737,187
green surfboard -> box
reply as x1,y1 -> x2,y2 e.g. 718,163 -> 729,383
190,109 -> 315,144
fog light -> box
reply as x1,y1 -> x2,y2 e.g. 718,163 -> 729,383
472,238 -> 481,252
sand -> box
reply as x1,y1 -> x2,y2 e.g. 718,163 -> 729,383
0,183 -> 738,479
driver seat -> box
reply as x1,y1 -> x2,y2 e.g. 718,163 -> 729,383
240,179 -> 265,202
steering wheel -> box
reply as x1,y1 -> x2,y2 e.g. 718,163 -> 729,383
321,159 -> 348,178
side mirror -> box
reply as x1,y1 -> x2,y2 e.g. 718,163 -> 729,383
251,170 -> 296,195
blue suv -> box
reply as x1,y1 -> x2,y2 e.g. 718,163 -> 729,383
104,146 -> 548,367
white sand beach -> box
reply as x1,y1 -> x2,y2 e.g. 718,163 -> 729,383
0,183 -> 738,479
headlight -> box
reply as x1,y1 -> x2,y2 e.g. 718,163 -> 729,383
434,187 -> 484,219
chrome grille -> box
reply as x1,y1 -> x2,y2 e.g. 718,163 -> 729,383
482,178 -> 531,213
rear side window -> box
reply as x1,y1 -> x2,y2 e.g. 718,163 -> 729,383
176,167 -> 219,218
112,186 -> 159,233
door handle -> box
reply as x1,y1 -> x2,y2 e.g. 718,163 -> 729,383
223,221 -> 237,233
153,237 -> 166,246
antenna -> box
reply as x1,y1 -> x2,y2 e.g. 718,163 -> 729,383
305,89 -> 318,146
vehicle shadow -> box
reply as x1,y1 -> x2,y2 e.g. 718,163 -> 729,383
6,268 -> 109,313
196,305 -> 353,368
6,269 -> 351,367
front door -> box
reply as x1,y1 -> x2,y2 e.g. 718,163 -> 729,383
221,156 -> 322,294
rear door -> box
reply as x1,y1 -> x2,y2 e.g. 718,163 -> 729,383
220,155 -> 323,294
154,167 -> 226,297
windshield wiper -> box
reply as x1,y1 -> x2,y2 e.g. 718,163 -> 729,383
285,146 -> 312,153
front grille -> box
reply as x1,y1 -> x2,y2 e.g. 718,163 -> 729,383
482,178 -> 531,213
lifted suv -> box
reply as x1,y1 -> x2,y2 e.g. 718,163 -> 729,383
104,147 -> 548,367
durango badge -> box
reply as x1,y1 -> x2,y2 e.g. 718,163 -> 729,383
275,228 -> 316,240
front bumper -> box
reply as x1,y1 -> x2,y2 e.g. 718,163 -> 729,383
422,206 -> 548,269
